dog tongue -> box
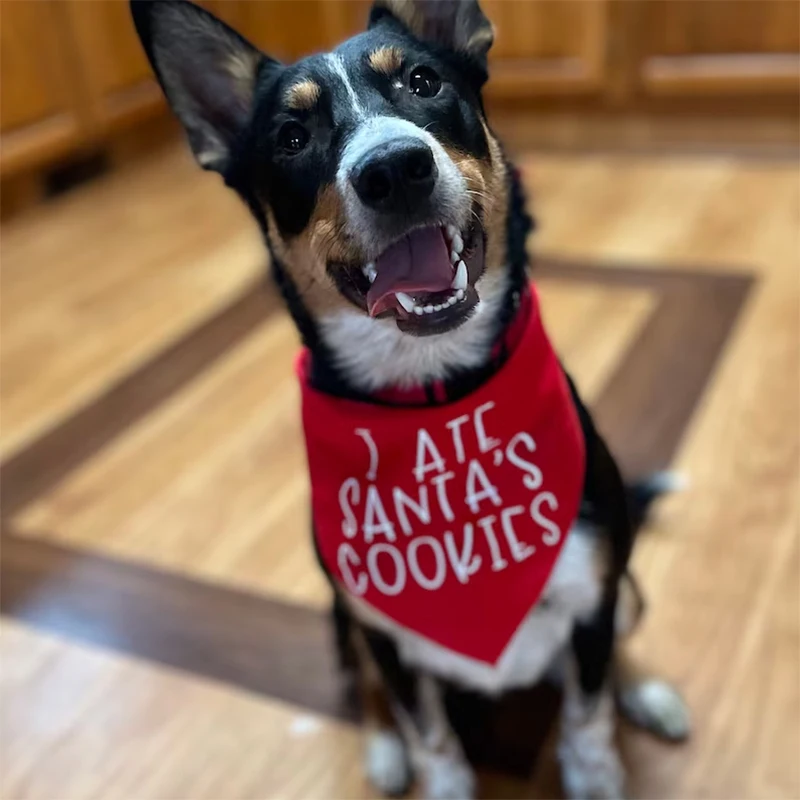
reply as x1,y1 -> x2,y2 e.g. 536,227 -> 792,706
367,227 -> 454,316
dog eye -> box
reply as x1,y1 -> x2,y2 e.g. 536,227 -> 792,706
278,122 -> 309,154
408,66 -> 441,98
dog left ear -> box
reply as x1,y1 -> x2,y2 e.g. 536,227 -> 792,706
369,0 -> 494,68
130,0 -> 276,173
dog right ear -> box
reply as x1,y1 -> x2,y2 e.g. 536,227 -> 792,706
369,0 -> 494,74
130,0 -> 279,173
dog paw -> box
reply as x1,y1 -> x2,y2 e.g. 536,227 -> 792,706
559,738 -> 625,800
618,678 -> 691,742
423,753 -> 476,800
365,730 -> 411,796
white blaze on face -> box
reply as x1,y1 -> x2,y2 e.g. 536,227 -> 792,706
326,53 -> 365,116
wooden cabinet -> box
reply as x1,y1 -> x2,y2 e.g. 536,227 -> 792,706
61,0 -> 164,136
0,2 -> 87,175
482,0 -> 799,108
0,0 -> 243,178
232,0 -> 799,109
628,0 -> 800,98
236,0 -> 368,61
484,0 -> 609,98
1,0 -> 798,182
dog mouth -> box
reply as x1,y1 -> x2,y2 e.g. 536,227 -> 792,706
330,218 -> 485,336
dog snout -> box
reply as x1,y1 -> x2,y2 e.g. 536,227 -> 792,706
350,138 -> 437,214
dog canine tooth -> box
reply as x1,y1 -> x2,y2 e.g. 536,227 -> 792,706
452,260 -> 468,291
363,263 -> 377,282
395,292 -> 414,313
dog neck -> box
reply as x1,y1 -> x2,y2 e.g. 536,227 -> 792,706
264,162 -> 533,405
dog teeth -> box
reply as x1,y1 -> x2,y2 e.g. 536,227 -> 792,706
395,292 -> 414,313
451,234 -> 463,254
452,260 -> 468,291
363,262 -> 377,283
408,290 -> 465,316
446,224 -> 458,240
450,250 -> 459,264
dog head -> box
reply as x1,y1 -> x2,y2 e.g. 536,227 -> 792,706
132,0 -> 523,387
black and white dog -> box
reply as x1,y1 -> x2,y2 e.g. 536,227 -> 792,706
132,2 -> 690,797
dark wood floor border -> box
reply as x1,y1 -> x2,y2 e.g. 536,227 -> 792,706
0,533 -> 357,722
0,285 -> 278,520
537,260 -> 754,476
0,262 -> 754,734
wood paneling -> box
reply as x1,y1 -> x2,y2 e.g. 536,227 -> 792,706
3,0 -> 799,181
485,0 -> 609,97
0,0 -> 248,178
0,2 -> 87,175
62,0 -> 163,134
633,0 -> 800,97
237,0 -> 364,62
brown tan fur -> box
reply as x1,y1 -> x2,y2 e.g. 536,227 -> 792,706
285,79 -> 322,111
265,185 -> 355,316
369,46 -> 404,76
440,127 -> 509,277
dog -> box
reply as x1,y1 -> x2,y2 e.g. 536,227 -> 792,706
131,2 -> 690,797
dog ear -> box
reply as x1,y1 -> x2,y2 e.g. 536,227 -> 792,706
130,0 -> 277,173
369,0 -> 494,66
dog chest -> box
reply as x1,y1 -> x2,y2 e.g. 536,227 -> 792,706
348,522 -> 604,695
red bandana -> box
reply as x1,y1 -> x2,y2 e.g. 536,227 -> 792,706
296,285 -> 585,664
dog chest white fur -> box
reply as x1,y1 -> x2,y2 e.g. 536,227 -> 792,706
347,521 -> 603,695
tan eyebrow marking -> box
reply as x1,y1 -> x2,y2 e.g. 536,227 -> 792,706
369,46 -> 404,76
285,79 -> 321,110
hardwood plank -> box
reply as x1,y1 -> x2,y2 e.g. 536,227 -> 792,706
0,535 -> 354,724
0,144 -> 263,459
0,286 -> 278,521
0,620 -> 369,800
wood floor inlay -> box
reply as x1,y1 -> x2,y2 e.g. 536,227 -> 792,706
0,262 -> 753,755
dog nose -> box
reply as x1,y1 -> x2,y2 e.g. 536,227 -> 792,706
350,138 -> 437,213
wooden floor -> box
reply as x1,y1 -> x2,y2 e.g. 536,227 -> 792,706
1,142 -> 798,800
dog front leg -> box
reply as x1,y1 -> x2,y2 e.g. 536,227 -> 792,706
559,599 -> 626,800
351,627 -> 412,796
359,629 -> 475,799
395,674 -> 476,800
